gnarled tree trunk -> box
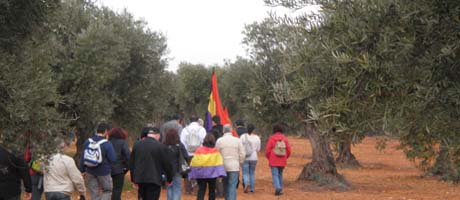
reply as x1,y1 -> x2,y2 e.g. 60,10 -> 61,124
298,122 -> 348,189
336,135 -> 360,168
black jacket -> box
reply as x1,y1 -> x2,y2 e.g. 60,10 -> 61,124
109,138 -> 130,175
129,137 -> 173,186
211,124 -> 223,139
236,126 -> 248,137
0,147 -> 32,199
165,143 -> 189,175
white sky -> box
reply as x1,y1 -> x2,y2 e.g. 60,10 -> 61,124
97,0 -> 319,72
95,0 -> 269,71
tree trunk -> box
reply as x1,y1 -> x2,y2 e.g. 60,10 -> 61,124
429,144 -> 454,179
297,122 -> 348,189
336,136 -> 360,168
73,126 -> 92,164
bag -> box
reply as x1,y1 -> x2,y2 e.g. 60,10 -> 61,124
30,160 -> 42,173
242,134 -> 253,158
185,127 -> 201,153
273,139 -> 286,157
83,138 -> 107,167
176,145 -> 190,177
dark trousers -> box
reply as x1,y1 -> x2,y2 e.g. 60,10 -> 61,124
215,178 -> 224,197
197,178 -> 216,200
138,183 -> 161,200
31,174 -> 44,200
111,173 -> 125,200
0,195 -> 20,200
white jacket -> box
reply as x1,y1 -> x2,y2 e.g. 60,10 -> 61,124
43,153 -> 86,195
216,132 -> 245,172
180,122 -> 207,156
240,133 -> 261,161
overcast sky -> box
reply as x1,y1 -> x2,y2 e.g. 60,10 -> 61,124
97,0 -> 276,71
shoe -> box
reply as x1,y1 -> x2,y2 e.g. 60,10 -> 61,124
275,189 -> 282,196
244,185 -> 250,193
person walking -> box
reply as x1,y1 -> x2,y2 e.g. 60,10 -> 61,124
216,124 -> 245,200
25,145 -> 43,200
79,122 -> 117,200
43,140 -> 86,200
210,116 -> 224,197
234,119 -> 247,137
240,124 -> 261,193
180,115 -> 207,194
160,114 -> 183,143
129,127 -> 173,200
265,123 -> 291,196
108,128 -> 130,200
163,128 -> 189,200
0,146 -> 32,200
189,133 -> 226,200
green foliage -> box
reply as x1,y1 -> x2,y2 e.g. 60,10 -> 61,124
251,0 -> 460,181
0,0 -> 60,51
175,63 -> 212,118
0,0 -> 64,155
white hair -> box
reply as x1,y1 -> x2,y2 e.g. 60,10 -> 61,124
223,124 -> 232,133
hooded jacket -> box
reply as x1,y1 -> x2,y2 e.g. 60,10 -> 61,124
265,132 -> 291,167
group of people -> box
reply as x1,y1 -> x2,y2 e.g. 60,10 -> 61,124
0,115 -> 292,200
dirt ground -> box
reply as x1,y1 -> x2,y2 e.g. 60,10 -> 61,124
71,136 -> 460,200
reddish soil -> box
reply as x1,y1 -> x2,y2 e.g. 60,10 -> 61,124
70,136 -> 460,200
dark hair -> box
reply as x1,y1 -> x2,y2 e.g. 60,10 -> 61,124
273,123 -> 285,133
170,114 -> 181,121
235,119 -> 244,126
140,127 -> 152,139
163,128 -> 180,145
97,122 -> 111,134
202,133 -> 216,148
190,115 -> 199,122
247,124 -> 255,134
108,128 -> 128,140
212,115 -> 221,124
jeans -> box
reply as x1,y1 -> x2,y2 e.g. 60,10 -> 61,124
31,174 -> 44,200
167,174 -> 182,200
138,183 -> 161,200
270,166 -> 284,191
223,172 -> 238,200
86,173 -> 113,200
45,192 -> 71,200
197,178 -> 216,200
111,173 -> 125,200
242,160 -> 257,192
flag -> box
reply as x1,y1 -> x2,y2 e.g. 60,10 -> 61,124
205,70 -> 234,135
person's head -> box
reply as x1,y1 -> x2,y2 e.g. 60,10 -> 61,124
140,127 -> 151,139
171,114 -> 181,121
202,133 -> 216,147
223,124 -> 232,134
189,115 -> 199,123
108,127 -> 128,140
97,122 -> 111,136
235,119 -> 244,127
56,138 -> 69,152
273,123 -> 285,134
212,115 -> 221,126
164,128 -> 180,145
247,123 -> 255,135
198,118 -> 204,127
148,127 -> 161,141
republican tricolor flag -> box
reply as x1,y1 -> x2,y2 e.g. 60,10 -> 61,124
205,70 -> 234,136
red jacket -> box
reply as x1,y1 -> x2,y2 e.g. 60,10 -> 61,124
265,132 -> 291,167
